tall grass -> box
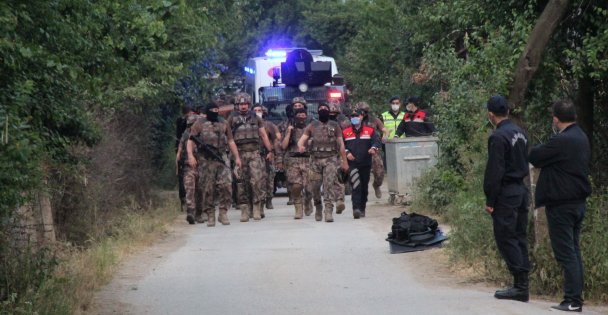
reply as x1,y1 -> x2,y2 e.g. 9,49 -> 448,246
0,191 -> 180,315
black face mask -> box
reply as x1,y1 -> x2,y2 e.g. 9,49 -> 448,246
206,111 -> 219,122
295,118 -> 307,128
318,110 -> 330,122
329,114 -> 338,121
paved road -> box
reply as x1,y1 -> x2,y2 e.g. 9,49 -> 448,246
92,187 -> 606,315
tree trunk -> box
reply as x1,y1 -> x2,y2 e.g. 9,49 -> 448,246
508,0 -> 570,111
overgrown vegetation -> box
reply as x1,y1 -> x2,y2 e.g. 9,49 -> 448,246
1,193 -> 179,314
2,0 -> 607,312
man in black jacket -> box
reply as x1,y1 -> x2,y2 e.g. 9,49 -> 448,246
529,100 -> 591,312
342,109 -> 381,219
394,96 -> 435,137
483,95 -> 530,302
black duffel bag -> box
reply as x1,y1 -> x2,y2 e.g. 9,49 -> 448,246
386,212 -> 438,246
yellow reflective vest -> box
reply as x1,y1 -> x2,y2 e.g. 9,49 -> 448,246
381,111 -> 405,138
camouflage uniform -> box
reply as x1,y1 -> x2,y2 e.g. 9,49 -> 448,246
357,102 -> 386,198
228,111 -> 268,221
283,118 -> 313,219
366,117 -> 385,191
302,119 -> 344,222
329,102 -> 350,213
179,116 -> 205,224
189,116 -> 234,226
262,120 -> 280,210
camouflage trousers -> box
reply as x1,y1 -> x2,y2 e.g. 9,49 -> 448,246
183,164 -> 203,216
309,155 -> 340,206
372,152 -> 385,188
286,156 -> 312,205
237,150 -> 267,205
200,158 -> 232,214
263,159 -> 275,199
332,155 -> 346,203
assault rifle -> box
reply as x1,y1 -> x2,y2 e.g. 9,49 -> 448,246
189,135 -> 227,167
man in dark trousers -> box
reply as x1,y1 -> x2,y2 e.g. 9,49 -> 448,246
483,95 -> 530,302
343,109 -> 381,219
529,100 -> 591,312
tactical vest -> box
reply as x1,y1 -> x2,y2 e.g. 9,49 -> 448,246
288,125 -> 309,156
199,120 -> 227,152
381,111 -> 405,138
232,113 -> 260,150
310,120 -> 339,157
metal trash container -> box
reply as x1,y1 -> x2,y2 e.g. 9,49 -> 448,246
385,136 -> 439,204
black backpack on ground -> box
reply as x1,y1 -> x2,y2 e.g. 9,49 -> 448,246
386,212 -> 438,246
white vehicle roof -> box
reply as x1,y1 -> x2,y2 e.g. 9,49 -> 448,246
244,48 -> 339,103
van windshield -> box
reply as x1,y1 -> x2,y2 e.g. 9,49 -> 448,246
267,102 -> 320,123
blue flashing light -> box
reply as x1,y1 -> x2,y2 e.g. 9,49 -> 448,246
265,49 -> 287,58
244,66 -> 255,74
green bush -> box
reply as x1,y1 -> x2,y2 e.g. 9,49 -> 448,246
412,167 -> 465,216
0,239 -> 59,314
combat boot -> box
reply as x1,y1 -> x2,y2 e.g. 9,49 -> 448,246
207,210 -> 216,227
294,203 -> 304,219
253,202 -> 262,221
195,211 -> 207,223
218,208 -> 230,225
304,199 -> 313,216
260,202 -> 266,219
239,204 -> 249,222
186,209 -> 195,225
494,272 -> 529,302
336,200 -> 345,214
353,209 -> 362,219
287,195 -> 294,205
374,185 -> 382,199
315,203 -> 323,221
248,204 -> 253,218
265,197 -> 274,209
324,203 -> 334,222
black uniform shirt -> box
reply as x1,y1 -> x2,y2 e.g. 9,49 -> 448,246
483,119 -> 529,208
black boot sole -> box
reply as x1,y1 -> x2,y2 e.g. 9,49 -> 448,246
494,293 -> 529,302
186,215 -> 195,225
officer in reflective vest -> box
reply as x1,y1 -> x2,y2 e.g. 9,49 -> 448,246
380,96 -> 405,139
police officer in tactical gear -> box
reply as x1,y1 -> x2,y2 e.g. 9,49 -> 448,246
177,113 -> 205,224
329,101 -> 350,212
176,104 -> 198,213
278,97 -> 308,206
297,103 -> 349,222
188,103 -> 242,226
253,103 -> 282,211
281,108 -> 313,219
228,92 -> 274,222
483,95 -> 530,302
